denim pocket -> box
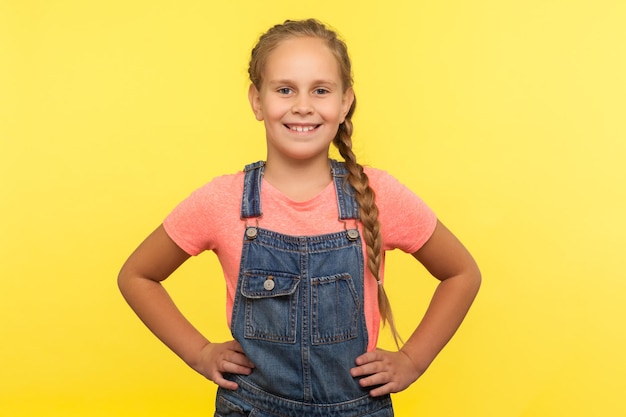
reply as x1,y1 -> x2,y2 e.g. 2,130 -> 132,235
311,273 -> 359,345
215,393 -> 250,417
241,271 -> 300,343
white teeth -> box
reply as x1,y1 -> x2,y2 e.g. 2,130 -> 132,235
289,125 -> 316,132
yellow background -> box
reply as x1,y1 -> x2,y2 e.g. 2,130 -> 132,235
1,1 -> 625,416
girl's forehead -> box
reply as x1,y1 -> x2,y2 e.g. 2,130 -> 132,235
270,37 -> 331,57
264,37 -> 340,75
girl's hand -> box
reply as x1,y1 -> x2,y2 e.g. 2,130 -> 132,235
193,340 -> 255,390
350,348 -> 423,396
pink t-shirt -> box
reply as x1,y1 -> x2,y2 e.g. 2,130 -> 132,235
163,166 -> 437,351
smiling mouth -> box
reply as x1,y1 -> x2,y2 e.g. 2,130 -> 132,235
285,124 -> 320,132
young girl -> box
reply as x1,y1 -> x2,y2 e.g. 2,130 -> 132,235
118,19 -> 481,417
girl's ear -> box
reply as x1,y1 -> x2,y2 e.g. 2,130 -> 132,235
248,84 -> 264,121
341,87 -> 355,122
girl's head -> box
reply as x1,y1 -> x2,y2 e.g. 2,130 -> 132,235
248,19 -> 401,346
248,19 -> 357,159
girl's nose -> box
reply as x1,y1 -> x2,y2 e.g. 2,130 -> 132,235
291,94 -> 314,115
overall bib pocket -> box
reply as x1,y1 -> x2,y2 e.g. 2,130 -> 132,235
311,273 -> 360,345
241,271 -> 300,343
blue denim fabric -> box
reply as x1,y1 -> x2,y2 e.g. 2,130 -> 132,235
216,161 -> 393,416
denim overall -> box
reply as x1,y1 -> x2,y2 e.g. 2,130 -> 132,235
214,161 -> 393,417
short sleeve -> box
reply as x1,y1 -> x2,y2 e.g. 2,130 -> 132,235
366,168 -> 437,254
163,173 -> 243,256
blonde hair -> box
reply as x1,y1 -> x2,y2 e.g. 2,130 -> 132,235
249,19 -> 402,346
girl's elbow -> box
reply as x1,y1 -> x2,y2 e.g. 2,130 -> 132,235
117,268 -> 131,295
117,263 -> 139,296
468,264 -> 482,295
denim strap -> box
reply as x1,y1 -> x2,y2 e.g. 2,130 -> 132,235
330,159 -> 360,220
241,161 -> 265,219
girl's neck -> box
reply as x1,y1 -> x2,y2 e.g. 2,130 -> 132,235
263,156 -> 332,202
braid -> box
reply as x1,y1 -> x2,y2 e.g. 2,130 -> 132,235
334,105 -> 403,347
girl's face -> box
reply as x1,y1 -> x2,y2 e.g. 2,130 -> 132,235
249,36 -> 354,165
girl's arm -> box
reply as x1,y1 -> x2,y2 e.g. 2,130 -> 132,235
118,225 -> 254,389
351,220 -> 481,396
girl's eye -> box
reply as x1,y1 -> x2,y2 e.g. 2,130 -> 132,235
277,88 -> 293,95
314,88 -> 329,95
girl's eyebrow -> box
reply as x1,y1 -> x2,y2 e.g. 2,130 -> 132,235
267,79 -> 338,87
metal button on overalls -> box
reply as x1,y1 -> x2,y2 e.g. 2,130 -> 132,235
263,276 -> 275,291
